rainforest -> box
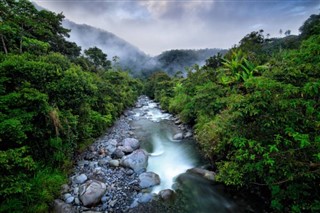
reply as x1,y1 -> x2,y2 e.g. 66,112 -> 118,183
0,0 -> 319,212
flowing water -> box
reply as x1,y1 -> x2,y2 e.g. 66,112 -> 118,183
129,97 -> 241,213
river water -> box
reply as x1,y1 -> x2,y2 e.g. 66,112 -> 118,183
129,96 -> 240,213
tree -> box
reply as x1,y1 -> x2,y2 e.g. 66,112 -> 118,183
299,13 -> 320,39
84,47 -> 111,71
284,30 -> 291,36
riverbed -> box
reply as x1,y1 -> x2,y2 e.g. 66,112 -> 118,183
54,96 -> 247,213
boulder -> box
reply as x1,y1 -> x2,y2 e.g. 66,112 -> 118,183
73,174 -> 87,184
118,145 -> 133,154
122,138 -> 140,150
139,172 -> 161,188
187,167 -> 216,181
79,180 -> 107,207
120,149 -> 148,173
173,133 -> 183,140
53,199 -> 75,213
159,189 -> 175,201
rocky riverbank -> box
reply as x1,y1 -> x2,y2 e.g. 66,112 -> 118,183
53,96 -> 193,213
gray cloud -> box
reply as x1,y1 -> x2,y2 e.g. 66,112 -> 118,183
33,0 -> 319,55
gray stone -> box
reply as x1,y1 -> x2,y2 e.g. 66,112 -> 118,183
74,174 -> 87,184
173,133 -> 183,140
74,198 -> 80,205
112,149 -> 125,158
120,149 -> 148,173
73,187 -> 79,195
138,172 -> 161,189
184,131 -> 193,138
187,167 -> 216,181
118,145 -> 133,153
159,189 -> 174,201
122,138 -> 140,150
65,196 -> 74,204
98,159 -> 109,167
101,196 -> 108,203
138,193 -> 153,203
79,180 -> 107,207
63,193 -> 72,200
53,199 -> 75,213
109,159 -> 120,167
106,139 -> 118,153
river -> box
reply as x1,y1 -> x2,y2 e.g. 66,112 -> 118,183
128,96 -> 240,213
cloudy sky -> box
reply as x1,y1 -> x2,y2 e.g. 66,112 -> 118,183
33,0 -> 320,56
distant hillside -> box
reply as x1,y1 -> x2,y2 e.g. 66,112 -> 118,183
63,20 -> 152,72
156,49 -> 227,76
63,20 -> 226,77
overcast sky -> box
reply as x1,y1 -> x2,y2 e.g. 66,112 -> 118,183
33,0 -> 320,56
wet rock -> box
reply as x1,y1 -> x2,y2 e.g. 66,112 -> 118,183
53,199 -> 75,213
184,131 -> 193,138
122,138 -> 140,150
120,149 -> 148,173
79,180 -> 107,207
173,133 -> 183,140
159,189 -> 174,201
187,167 -> 216,181
138,193 -> 154,203
174,119 -> 182,125
138,172 -> 161,189
73,174 -> 87,184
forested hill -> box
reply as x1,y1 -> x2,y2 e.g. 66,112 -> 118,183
63,20 -> 226,77
156,49 -> 227,76
0,1 -> 143,212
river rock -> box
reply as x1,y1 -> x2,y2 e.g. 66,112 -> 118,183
106,139 -> 118,154
120,149 -> 148,173
53,199 -> 75,213
184,131 -> 193,138
112,148 -> 125,158
109,159 -> 120,167
65,196 -> 75,204
138,193 -> 154,203
173,133 -> 183,140
138,172 -> 161,189
73,174 -> 88,184
118,145 -> 134,154
122,138 -> 140,150
187,167 -> 216,181
79,180 -> 107,207
159,189 -> 174,201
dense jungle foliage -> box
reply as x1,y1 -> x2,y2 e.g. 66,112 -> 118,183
0,1 -> 142,212
145,13 -> 320,212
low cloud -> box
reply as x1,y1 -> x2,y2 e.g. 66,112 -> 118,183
33,0 -> 319,55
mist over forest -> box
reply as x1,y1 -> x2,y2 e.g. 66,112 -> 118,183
64,20 -> 226,77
